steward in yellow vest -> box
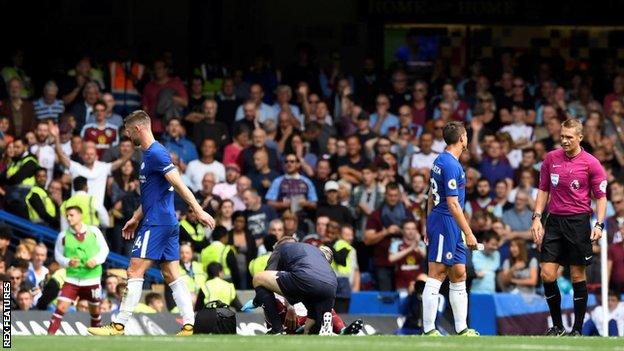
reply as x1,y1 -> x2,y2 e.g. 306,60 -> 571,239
179,207 -> 210,252
200,226 -> 239,285
26,167 -> 59,228
60,176 -> 102,228
195,262 -> 242,311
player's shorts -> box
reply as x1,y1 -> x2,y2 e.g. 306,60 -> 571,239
540,213 -> 592,266
426,211 -> 467,266
57,282 -> 101,305
276,271 -> 336,330
131,224 -> 180,261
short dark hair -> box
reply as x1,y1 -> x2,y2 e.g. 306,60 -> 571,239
73,176 -> 88,191
65,205 -> 82,214
93,100 -> 106,110
482,230 -> 499,243
401,219 -> 417,228
145,292 -> 163,305
477,177 -> 490,185
211,225 -> 228,241
443,121 -> 466,145
35,167 -> 47,176
386,182 -> 400,192
207,262 -> 223,279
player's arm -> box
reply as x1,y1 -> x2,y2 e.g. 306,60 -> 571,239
447,196 -> 477,249
165,168 -> 215,226
54,231 -> 71,267
531,154 -> 551,245
90,226 -> 110,266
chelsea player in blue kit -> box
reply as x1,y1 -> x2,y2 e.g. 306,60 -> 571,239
88,111 -> 215,337
422,121 -> 479,336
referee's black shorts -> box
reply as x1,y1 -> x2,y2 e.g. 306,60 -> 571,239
540,213 -> 593,266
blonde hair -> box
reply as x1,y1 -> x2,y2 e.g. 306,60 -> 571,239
124,110 -> 151,127
561,118 -> 583,135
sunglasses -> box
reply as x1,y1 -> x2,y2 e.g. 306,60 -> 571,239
285,159 -> 298,164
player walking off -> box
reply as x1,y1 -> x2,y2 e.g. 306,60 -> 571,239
422,121 -> 479,336
531,118 -> 607,336
88,111 -> 215,336
48,206 -> 110,334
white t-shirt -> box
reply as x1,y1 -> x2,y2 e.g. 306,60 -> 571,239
500,124 -> 534,143
410,151 -> 439,170
185,159 -> 225,192
69,160 -> 112,208
589,302 -> 624,336
432,139 -> 447,154
212,182 -> 237,200
30,143 -> 55,186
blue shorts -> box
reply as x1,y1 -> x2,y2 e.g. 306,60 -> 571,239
426,211 -> 466,266
131,224 -> 180,261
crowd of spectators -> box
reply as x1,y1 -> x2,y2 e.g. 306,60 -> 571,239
1,42 -> 624,319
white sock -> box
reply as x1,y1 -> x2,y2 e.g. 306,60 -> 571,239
449,281 -> 468,333
422,278 -> 442,332
170,277 -> 195,326
114,278 -> 144,326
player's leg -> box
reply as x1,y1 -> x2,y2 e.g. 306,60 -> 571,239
81,284 -> 102,328
540,215 -> 566,335
115,257 -> 153,324
47,283 -> 75,335
422,213 -> 449,335
448,263 -> 476,336
160,226 -> 195,335
247,270 -> 285,333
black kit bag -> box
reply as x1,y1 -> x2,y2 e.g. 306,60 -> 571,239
194,300 -> 237,334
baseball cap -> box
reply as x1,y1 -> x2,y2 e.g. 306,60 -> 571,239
324,180 -> 339,192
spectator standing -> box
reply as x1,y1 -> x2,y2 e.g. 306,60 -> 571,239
162,117 -> 198,165
80,100 -> 119,159
470,232 -> 500,294
33,81 -> 64,122
1,78 -> 35,137
185,139 -> 225,191
189,99 -> 230,151
388,219 -> 426,291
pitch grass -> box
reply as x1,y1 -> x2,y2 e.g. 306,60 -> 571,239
12,335 -> 624,351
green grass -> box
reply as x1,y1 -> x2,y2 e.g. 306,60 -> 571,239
11,335 -> 624,351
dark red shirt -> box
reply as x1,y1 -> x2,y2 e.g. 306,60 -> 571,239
366,207 -> 414,267
608,243 -> 624,286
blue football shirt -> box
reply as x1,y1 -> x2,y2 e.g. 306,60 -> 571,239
139,142 -> 178,225
429,151 -> 466,216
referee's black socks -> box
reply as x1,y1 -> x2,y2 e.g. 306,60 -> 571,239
543,281 -> 563,327
572,281 -> 588,332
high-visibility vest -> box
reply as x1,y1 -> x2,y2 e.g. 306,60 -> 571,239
61,193 -> 99,226
63,226 -> 103,280
179,261 -> 207,294
6,154 -> 38,186
331,239 -> 354,277
25,186 -> 56,223
180,219 -> 205,243
109,61 -> 145,109
199,277 -> 236,306
200,241 -> 232,280
248,253 -> 270,277
1,66 -> 32,98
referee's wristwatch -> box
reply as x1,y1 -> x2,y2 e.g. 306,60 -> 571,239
532,212 -> 542,221
594,222 -> 604,230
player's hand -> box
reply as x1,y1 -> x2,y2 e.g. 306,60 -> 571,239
590,226 -> 602,242
68,258 -> 80,267
465,232 -> 478,250
85,259 -> 97,268
122,217 -> 139,240
285,306 -> 298,331
530,219 -> 544,246
195,209 -> 216,229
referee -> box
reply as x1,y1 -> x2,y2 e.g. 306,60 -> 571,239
531,118 -> 607,336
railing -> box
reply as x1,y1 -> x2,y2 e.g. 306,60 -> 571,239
0,210 -> 163,283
